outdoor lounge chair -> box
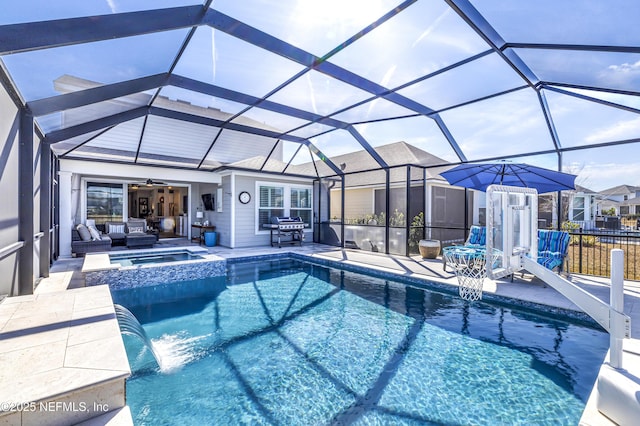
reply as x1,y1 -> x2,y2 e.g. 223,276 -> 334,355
443,225 -> 486,272
71,227 -> 112,256
537,229 -> 570,274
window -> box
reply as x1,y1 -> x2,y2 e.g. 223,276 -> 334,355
290,187 -> 312,225
572,197 -> 585,221
258,185 -> 284,228
86,182 -> 123,224
257,182 -> 312,231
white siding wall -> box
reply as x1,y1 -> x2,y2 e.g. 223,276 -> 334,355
233,174 -> 314,248
234,175 -> 268,248
215,176 -> 232,247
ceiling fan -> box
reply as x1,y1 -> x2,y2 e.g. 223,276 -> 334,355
129,179 -> 167,189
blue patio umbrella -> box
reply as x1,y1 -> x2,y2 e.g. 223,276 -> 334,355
440,161 -> 576,193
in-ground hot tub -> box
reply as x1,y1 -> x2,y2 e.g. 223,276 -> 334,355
83,247 -> 226,289
109,250 -> 204,266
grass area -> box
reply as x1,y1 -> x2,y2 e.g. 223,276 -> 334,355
568,241 -> 640,281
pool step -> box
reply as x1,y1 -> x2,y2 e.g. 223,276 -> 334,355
580,339 -> 640,425
594,340 -> 640,425
0,286 -> 131,425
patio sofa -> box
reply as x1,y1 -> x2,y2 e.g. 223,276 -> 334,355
105,220 -> 156,249
71,224 -> 112,256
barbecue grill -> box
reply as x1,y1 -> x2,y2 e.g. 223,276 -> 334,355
263,216 -> 305,247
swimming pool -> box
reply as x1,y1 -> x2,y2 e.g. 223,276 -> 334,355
111,257 -> 608,425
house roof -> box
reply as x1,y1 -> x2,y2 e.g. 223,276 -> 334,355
229,141 -> 451,183
598,185 -> 640,197
574,184 -> 598,194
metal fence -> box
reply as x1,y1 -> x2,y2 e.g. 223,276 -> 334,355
319,222 -> 640,281
567,229 -> 640,281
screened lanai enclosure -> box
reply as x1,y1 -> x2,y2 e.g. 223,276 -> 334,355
1,1 -> 639,294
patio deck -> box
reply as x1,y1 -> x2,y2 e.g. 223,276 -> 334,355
25,239 -> 640,425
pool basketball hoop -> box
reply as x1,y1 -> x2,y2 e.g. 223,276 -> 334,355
486,185 -> 538,280
443,246 -> 501,301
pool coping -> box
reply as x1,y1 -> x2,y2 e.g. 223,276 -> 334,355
82,246 -> 210,273
0,285 -> 130,424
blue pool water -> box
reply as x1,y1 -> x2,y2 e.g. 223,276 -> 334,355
111,258 -> 609,425
109,250 -> 203,266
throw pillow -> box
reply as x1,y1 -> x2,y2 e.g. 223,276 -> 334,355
76,224 -> 92,241
128,225 -> 145,234
108,223 -> 125,234
87,225 -> 102,241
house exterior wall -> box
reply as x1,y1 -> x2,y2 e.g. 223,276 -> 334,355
231,173 -> 314,248
58,159 -> 222,255
0,82 -> 20,295
208,176 -> 231,247
330,188 -> 372,221
329,182 -> 477,227
569,193 -> 598,229
234,174 -> 260,248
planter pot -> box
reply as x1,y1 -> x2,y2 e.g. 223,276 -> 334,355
419,239 -> 441,259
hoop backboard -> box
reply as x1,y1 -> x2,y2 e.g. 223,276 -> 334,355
486,185 -> 538,279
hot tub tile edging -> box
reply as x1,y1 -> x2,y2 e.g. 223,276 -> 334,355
85,258 -> 226,289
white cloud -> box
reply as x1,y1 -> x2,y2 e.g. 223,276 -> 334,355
607,60 -> 640,74
600,59 -> 640,87
586,117 -> 640,144
577,161 -> 640,191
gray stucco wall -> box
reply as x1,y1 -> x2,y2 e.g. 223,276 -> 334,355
0,83 -> 22,296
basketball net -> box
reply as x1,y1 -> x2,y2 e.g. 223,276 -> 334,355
444,249 -> 501,301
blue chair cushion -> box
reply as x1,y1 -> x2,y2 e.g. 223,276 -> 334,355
468,226 -> 487,246
537,230 -> 570,271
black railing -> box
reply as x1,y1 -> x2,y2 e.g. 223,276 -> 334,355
319,222 -> 640,280
566,228 -> 640,281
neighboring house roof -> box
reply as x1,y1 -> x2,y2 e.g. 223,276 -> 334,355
598,184 -> 640,197
296,141 -> 451,186
228,141 -> 452,185
311,141 -> 448,175
574,184 -> 598,194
